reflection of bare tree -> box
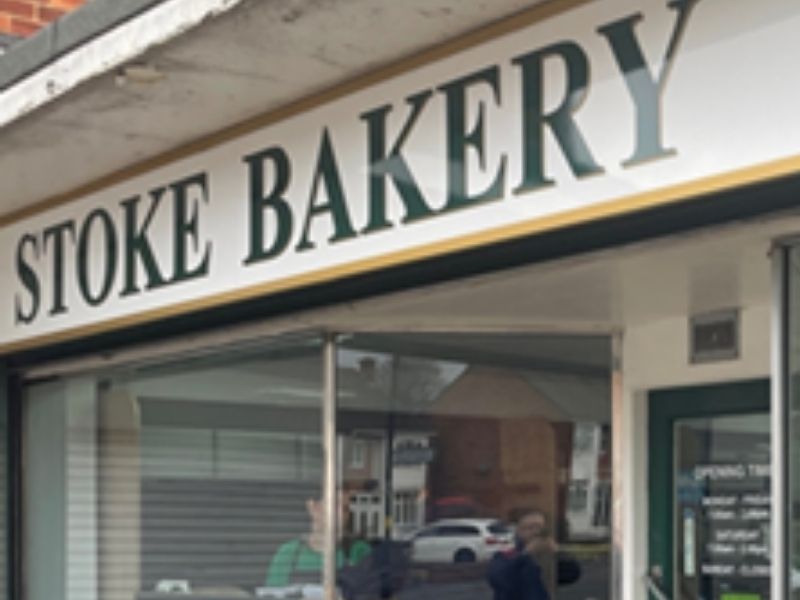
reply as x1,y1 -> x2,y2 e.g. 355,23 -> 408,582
347,347 -> 463,410
389,358 -> 450,407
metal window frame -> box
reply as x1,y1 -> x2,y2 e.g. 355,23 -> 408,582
772,243 -> 791,600
0,365 -> 22,600
611,332 -> 624,600
323,334 -> 338,600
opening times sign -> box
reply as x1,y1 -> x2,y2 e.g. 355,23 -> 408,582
679,460 -> 771,598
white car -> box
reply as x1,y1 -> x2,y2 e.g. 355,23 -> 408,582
410,518 -> 514,563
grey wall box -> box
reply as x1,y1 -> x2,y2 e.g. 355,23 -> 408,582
689,309 -> 740,364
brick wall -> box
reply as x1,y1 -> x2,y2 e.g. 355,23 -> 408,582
0,0 -> 86,38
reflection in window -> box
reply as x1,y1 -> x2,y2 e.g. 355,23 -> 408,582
23,338 -> 324,600
568,480 -> 589,512
336,333 -> 612,600
674,414 -> 771,598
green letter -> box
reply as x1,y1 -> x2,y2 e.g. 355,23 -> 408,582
598,0 -> 699,165
77,209 -> 118,306
15,233 -> 40,324
243,147 -> 293,264
360,90 -> 435,233
439,66 -> 507,211
171,172 -> 211,282
513,42 -> 602,194
120,191 -> 168,296
43,220 -> 76,315
297,129 -> 356,251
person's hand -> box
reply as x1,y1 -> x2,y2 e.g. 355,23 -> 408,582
524,535 -> 557,555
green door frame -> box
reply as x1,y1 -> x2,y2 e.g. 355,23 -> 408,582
648,379 -> 770,598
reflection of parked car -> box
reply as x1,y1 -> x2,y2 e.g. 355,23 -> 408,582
411,519 -> 514,563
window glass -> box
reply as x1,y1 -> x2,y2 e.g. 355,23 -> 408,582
336,332 -> 612,600
22,337 -> 324,600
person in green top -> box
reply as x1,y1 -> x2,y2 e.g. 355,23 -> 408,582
265,496 -> 372,588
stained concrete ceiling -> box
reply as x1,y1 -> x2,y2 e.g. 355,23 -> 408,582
0,0 -> 554,221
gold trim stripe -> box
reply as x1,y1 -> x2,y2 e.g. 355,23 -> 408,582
3,151 -> 800,356
0,0 -> 588,228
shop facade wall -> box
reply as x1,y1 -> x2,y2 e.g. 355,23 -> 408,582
621,299 -> 772,599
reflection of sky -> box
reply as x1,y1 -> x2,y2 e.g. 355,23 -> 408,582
117,338 -> 609,418
337,347 -> 611,423
338,348 -> 467,407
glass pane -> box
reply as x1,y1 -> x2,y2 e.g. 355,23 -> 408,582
674,413 -> 771,600
22,337 -> 324,600
336,332 -> 612,600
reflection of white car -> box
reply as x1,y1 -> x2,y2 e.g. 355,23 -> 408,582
411,519 -> 514,563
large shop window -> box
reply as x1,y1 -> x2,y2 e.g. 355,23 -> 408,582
22,338 -> 323,600
335,333 -> 612,600
19,332 -> 612,600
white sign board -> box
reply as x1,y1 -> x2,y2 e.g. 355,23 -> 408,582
3,0 -> 800,351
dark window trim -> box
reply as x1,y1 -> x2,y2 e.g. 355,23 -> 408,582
2,368 -> 22,600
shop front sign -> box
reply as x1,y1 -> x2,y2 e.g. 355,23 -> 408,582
2,0 -> 796,349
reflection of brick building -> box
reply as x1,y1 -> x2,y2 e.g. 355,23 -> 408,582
0,0 -> 86,40
429,366 -> 574,532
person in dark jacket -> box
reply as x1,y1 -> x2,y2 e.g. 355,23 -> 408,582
487,510 -> 555,600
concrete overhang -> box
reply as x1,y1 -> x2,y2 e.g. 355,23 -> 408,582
0,0 -> 559,223
0,33 -> 19,52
